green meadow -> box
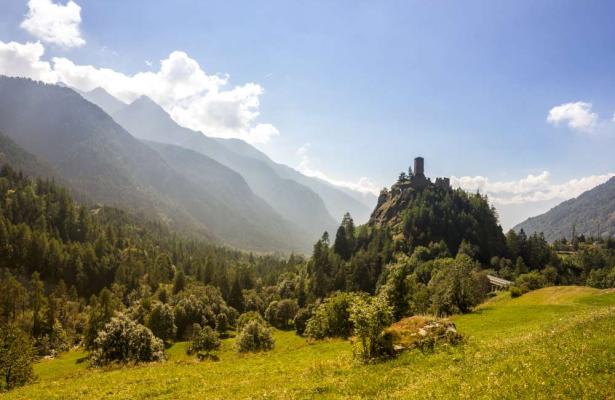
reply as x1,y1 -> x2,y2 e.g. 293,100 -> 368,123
5,286 -> 614,400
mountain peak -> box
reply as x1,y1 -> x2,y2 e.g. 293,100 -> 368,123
79,86 -> 127,115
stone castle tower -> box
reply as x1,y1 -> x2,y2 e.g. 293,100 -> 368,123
414,157 -> 424,177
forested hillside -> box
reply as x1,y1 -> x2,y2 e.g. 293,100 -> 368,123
0,77 -> 310,252
514,176 -> 615,241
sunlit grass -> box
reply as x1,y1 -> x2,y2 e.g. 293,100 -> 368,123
5,286 -> 614,399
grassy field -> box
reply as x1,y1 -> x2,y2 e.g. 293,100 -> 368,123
4,286 -> 614,399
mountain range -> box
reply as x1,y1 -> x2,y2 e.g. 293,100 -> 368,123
0,76 -> 375,253
514,176 -> 615,241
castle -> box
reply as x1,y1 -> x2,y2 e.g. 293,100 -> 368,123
376,156 -> 451,208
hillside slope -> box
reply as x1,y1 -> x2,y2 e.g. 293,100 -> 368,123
113,95 -> 338,238
514,176 -> 615,240
0,77 -> 307,252
7,286 -> 614,399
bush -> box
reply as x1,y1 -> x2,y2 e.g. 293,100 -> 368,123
305,292 -> 356,340
509,286 -> 523,298
146,303 -> 177,342
215,313 -> 229,337
265,299 -> 298,329
0,325 -> 35,391
36,321 -> 69,357
90,314 -> 165,366
294,307 -> 313,336
236,311 -> 266,332
235,320 -> 274,353
515,271 -> 547,293
188,325 -> 220,358
586,266 -> 615,288
429,255 -> 489,316
349,294 -> 394,363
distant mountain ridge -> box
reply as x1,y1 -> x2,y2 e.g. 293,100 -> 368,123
106,91 -> 373,225
112,95 -> 340,239
0,76 -> 310,252
513,177 -> 615,241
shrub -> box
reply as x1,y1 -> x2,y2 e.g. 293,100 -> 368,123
349,294 -> 394,363
36,321 -> 69,357
235,320 -> 274,353
188,325 -> 220,358
0,325 -> 35,391
305,292 -> 356,340
90,314 -> 165,366
294,307 -> 313,336
515,271 -> 547,292
215,313 -> 229,337
429,255 -> 489,316
146,303 -> 177,342
236,311 -> 266,332
509,286 -> 523,298
265,299 -> 298,329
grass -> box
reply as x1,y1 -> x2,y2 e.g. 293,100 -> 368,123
3,286 -> 614,399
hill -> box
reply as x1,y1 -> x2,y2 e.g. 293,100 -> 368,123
514,176 -> 615,241
367,158 -> 506,263
0,76 -> 308,252
112,95 -> 338,240
6,286 -> 614,399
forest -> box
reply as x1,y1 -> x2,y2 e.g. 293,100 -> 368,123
1,164 -> 614,391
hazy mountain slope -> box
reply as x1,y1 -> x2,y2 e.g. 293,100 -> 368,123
213,137 -> 375,223
113,96 -> 337,239
0,77 -> 308,252
145,141 -> 309,251
0,132 -> 59,180
514,177 -> 615,240
78,87 -> 127,115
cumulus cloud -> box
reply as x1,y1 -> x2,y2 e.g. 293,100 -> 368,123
451,171 -> 614,205
20,0 -> 85,48
547,101 -> 598,133
296,143 -> 380,195
0,40 -> 278,144
0,41 -> 55,82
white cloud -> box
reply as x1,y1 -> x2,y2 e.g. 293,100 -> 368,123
0,41 -> 55,82
451,172 -> 614,205
296,143 -> 380,195
547,101 -> 598,133
0,40 -> 278,144
20,0 -> 85,48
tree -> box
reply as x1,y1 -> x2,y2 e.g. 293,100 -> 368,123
235,320 -> 274,353
172,269 -> 186,295
214,313 -> 229,337
90,314 -> 165,366
429,255 -> 489,316
146,303 -> 176,343
305,292 -> 356,339
349,293 -> 394,362
0,325 -> 35,391
29,272 -> 47,338
187,325 -> 220,358
293,307 -> 313,336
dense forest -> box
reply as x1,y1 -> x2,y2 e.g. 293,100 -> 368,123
1,164 -> 614,391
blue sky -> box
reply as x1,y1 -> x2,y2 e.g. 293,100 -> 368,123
1,0 -> 614,228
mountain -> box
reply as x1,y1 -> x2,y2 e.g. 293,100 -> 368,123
513,177 -> 615,241
112,95 -> 338,239
144,140 -> 310,250
78,87 -> 127,115
0,132 -> 58,181
0,76 -> 309,252
211,137 -> 375,222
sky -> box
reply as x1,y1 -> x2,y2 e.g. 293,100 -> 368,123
1,0 -> 614,229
